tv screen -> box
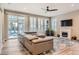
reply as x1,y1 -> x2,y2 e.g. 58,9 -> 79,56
61,19 -> 72,26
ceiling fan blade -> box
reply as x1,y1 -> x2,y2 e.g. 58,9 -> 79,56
50,9 -> 58,11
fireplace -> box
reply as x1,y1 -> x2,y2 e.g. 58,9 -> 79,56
60,27 -> 72,39
62,32 -> 68,37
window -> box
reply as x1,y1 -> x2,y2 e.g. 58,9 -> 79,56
29,16 -> 37,32
44,18 -> 49,31
51,18 -> 57,31
38,18 -> 44,32
18,16 -> 25,34
33,17 -> 37,31
29,16 -> 49,32
38,18 -> 49,32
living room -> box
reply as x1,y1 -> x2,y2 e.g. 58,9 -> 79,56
0,3 -> 79,55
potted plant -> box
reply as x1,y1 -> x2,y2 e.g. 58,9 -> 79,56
46,28 -> 54,36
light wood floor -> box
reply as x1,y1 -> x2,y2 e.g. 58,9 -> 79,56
1,39 -> 30,55
1,39 -> 79,55
53,39 -> 79,55
54,43 -> 79,55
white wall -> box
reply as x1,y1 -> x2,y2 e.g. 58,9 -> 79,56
0,5 -> 3,53
51,10 -> 79,39
0,4 -> 6,50
0,10 -> 2,47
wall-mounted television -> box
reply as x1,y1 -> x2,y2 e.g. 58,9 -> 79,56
61,19 -> 72,26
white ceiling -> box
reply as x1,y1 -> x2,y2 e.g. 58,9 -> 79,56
1,3 -> 79,17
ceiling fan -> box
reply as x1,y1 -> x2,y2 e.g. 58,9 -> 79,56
41,4 -> 58,13
46,6 -> 58,11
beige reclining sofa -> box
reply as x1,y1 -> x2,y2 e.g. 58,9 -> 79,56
18,33 -> 53,55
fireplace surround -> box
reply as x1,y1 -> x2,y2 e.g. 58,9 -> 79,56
60,27 -> 72,39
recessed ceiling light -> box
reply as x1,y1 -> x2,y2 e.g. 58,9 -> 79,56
24,8 -> 26,10
71,4 -> 75,7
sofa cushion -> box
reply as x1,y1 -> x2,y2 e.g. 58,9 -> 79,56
32,36 -> 53,44
24,35 -> 38,40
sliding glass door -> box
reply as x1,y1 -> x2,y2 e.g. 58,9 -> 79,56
8,15 -> 18,39
8,15 -> 25,39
